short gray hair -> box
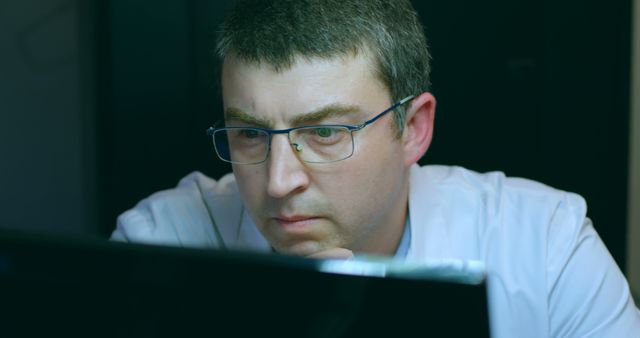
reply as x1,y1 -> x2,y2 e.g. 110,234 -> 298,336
216,0 -> 431,136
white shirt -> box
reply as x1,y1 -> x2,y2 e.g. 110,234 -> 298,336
112,164 -> 640,337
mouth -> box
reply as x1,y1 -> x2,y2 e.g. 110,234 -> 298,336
272,215 -> 321,231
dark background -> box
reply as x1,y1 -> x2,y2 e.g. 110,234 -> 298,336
0,1 -> 632,272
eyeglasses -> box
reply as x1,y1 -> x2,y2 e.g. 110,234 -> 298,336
206,95 -> 415,165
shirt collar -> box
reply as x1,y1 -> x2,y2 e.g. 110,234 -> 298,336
393,211 -> 412,260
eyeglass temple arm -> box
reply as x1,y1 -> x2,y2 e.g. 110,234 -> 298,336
355,95 -> 416,129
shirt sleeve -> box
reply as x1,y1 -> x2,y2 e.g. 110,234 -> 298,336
546,193 -> 640,337
109,172 -> 228,248
111,203 -> 157,243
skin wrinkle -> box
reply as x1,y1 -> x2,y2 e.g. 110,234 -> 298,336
225,104 -> 365,129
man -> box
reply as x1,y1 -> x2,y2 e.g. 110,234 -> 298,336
112,0 -> 640,336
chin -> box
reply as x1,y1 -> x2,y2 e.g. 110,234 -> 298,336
275,240 -> 323,256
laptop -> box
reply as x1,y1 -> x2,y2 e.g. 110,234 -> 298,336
0,230 -> 490,337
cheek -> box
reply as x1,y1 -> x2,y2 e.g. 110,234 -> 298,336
320,144 -> 403,214
341,140 -> 405,205
351,134 -> 404,182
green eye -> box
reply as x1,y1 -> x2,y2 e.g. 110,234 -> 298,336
315,127 -> 333,137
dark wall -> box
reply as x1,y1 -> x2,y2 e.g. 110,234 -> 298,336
97,0 -> 234,238
0,0 -> 99,237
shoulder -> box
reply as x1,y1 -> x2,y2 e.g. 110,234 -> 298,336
112,171 -> 242,248
408,164 -> 589,267
410,165 -> 640,336
411,164 -> 586,224
413,164 -> 571,196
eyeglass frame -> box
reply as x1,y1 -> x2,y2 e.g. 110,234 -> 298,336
206,95 -> 416,165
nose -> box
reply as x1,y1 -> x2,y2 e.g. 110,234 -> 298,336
266,134 -> 310,198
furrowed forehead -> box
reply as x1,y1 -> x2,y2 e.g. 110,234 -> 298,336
221,50 -> 392,129
224,103 -> 365,129
221,50 -> 390,107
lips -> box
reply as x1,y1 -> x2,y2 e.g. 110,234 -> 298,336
272,215 -> 320,230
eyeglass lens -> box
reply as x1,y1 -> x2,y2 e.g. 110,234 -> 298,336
212,127 -> 355,164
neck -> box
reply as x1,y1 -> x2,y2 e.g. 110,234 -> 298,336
358,177 -> 410,256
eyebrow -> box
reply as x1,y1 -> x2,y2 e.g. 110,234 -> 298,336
225,107 -> 272,128
224,103 -> 364,128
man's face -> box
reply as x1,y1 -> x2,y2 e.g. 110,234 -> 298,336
221,53 -> 411,256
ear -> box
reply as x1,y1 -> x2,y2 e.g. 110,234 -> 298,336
402,92 -> 436,167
